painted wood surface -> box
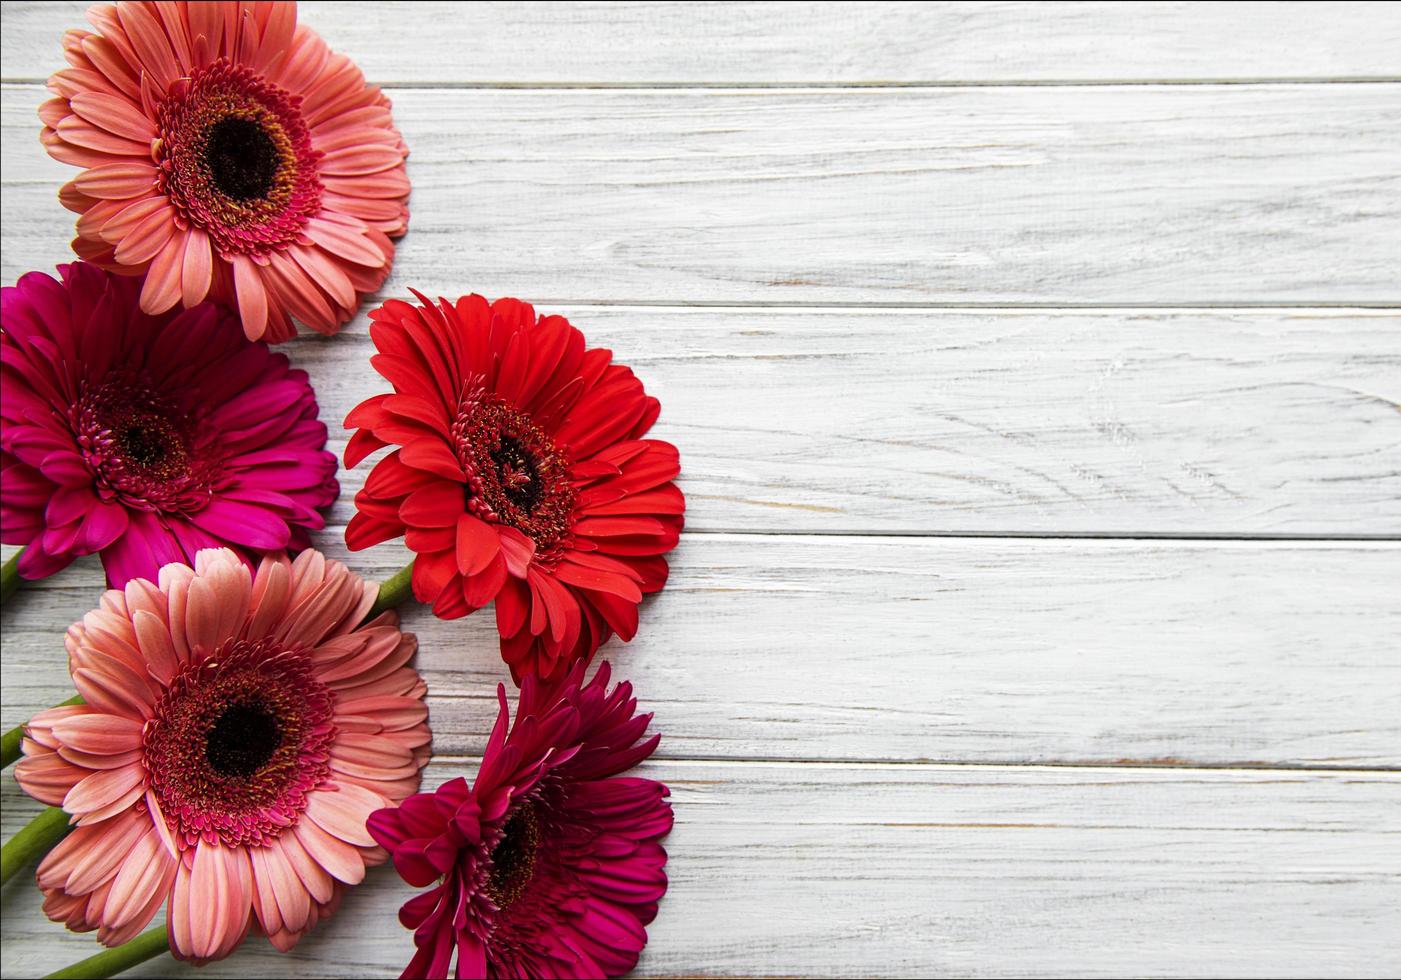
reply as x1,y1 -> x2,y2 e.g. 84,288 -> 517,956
5,537 -> 1400,769
2,1 -> 1399,977
4,2 -> 1401,84
5,82 -> 1401,305
3,760 -> 1399,978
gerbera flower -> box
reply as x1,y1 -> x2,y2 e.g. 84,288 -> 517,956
41,1 -> 409,342
344,293 -> 684,682
15,547 -> 431,961
1,263 -> 338,588
368,661 -> 671,979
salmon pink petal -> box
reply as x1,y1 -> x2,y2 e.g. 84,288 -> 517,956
14,536 -> 429,963
39,0 -> 408,341
63,764 -> 145,817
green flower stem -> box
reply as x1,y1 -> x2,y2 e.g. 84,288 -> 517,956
1,548 -> 24,603
368,560 -> 415,620
0,806 -> 70,886
1,694 -> 84,770
45,925 -> 170,979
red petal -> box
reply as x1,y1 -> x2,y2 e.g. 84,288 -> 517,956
455,514 -> 501,576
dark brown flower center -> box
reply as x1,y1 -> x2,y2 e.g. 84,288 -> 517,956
489,435 -> 544,513
486,802 -> 540,908
143,638 -> 336,849
205,699 -> 283,777
155,59 -> 322,254
454,386 -> 576,555
72,372 -> 220,513
203,116 -> 281,201
115,415 -> 187,476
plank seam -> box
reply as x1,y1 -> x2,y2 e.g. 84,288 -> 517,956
396,754 -> 1401,775
7,77 -> 1401,88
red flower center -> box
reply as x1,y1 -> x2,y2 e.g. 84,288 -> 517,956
72,371 -> 221,513
454,386 -> 576,553
155,59 -> 322,256
143,638 -> 336,849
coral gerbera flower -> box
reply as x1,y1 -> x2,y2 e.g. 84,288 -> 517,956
42,1 -> 409,342
15,548 -> 431,961
1,263 -> 338,588
368,662 -> 672,979
344,293 -> 684,682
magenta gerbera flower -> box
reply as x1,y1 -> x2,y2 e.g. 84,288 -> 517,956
368,662 -> 673,979
1,262 -> 338,587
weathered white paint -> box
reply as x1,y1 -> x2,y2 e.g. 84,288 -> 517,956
2,760 -> 1399,978
5,536 -> 1400,768
187,306 -> 1401,536
4,2 -> 1401,84
5,82 -> 1401,304
2,1 -> 1399,977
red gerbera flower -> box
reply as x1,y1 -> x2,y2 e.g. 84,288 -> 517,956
367,662 -> 672,979
41,1 -> 409,342
1,263 -> 337,588
344,293 -> 684,682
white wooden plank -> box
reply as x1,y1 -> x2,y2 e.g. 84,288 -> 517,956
237,306 -> 1401,537
3,760 -> 1398,978
5,82 -> 1399,305
6,537 -> 1399,768
0,290 -> 1396,532
4,1 -> 1401,84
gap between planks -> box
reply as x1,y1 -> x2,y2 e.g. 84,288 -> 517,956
7,77 -> 1401,88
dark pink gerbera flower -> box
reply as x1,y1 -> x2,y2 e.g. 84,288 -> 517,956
1,263 -> 337,586
368,662 -> 672,979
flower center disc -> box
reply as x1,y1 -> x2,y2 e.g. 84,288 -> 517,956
486,802 -> 541,908
454,388 -> 576,553
203,116 -> 281,201
72,372 -> 221,513
205,700 -> 283,777
143,639 -> 336,848
156,59 -> 323,255
115,415 -> 186,475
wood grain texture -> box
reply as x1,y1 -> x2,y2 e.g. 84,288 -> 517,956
3,2 -> 1399,977
6,536 -> 1400,768
3,760 -> 1399,978
4,1 -> 1401,84
236,307 -> 1401,536
5,82 -> 1401,305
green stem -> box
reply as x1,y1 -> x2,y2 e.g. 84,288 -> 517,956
1,547 -> 24,603
0,806 -> 70,886
2,694 -> 84,770
46,925 -> 170,979
368,560 -> 415,620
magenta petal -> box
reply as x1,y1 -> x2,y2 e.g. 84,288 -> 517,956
16,541 -> 75,579
167,519 -> 234,567
37,450 -> 92,487
3,262 -> 337,586
46,485 -> 98,526
186,498 -> 292,550
80,500 -> 129,552
99,512 -> 185,587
